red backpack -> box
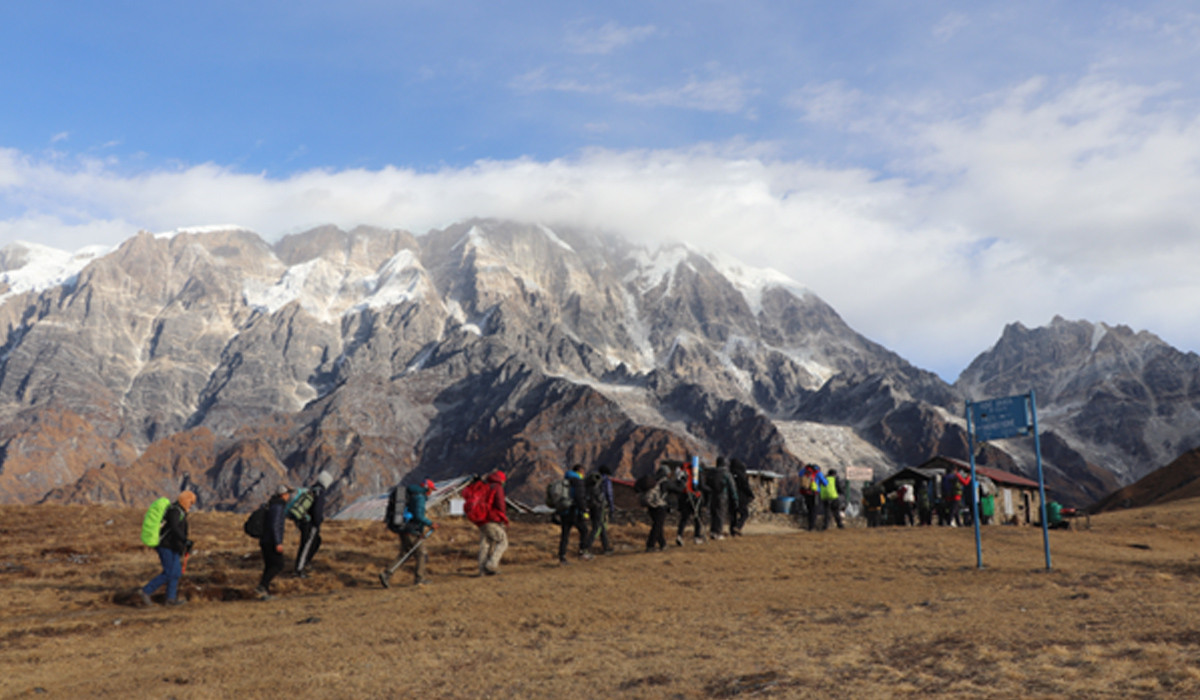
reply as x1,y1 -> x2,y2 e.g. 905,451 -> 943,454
463,480 -> 490,526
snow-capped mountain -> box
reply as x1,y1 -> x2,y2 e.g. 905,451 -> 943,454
0,220 -> 1191,510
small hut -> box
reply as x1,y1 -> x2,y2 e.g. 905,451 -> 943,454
880,457 -> 1043,526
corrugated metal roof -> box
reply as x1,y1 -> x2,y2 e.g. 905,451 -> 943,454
333,476 -> 477,521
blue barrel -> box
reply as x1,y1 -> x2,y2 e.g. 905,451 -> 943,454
771,497 -> 795,514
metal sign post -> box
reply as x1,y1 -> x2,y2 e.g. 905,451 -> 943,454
965,392 -> 1050,570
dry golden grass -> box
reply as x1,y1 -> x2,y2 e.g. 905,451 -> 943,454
4,501 -> 1200,698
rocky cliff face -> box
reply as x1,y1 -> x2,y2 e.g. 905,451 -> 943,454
1,223 -> 1195,511
956,317 -> 1200,490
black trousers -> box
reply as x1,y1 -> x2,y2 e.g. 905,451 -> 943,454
259,541 -> 285,592
558,511 -> 588,559
646,506 -> 668,550
801,492 -> 820,531
295,521 -> 321,572
677,496 -> 703,538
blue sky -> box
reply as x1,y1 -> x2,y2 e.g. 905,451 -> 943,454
2,1 -> 1199,381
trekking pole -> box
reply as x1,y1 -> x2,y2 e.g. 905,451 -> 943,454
379,528 -> 434,589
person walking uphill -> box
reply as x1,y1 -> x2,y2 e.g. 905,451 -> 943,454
675,458 -> 706,546
586,465 -> 616,555
382,479 -> 437,587
256,485 -> 291,600
291,470 -> 333,578
639,465 -> 681,552
557,465 -> 593,564
140,490 -> 195,607
476,470 -> 509,575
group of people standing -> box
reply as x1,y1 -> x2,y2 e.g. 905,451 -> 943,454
861,462 -> 994,528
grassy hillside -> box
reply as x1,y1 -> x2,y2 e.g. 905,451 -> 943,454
4,503 -> 1200,697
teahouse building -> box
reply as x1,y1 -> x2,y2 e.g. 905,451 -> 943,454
879,456 -> 1043,525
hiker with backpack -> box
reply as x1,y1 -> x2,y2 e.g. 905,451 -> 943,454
638,465 -> 679,552
708,457 -> 738,540
470,470 -> 509,575
798,464 -> 826,532
139,490 -> 196,607
730,458 -> 754,536
585,465 -> 616,555
941,464 -> 970,527
820,468 -> 845,530
290,470 -> 334,578
381,479 -> 437,587
674,458 -> 706,546
556,464 -> 593,564
256,484 -> 291,600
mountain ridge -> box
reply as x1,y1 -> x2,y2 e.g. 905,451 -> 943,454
1,220 -> 1194,510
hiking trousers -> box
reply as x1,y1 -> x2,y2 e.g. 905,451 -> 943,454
259,541 -> 285,593
478,522 -> 508,574
558,510 -> 589,559
143,546 -> 183,602
821,499 -> 844,529
801,492 -> 820,531
588,506 -> 612,552
646,506 -> 668,550
399,530 -> 427,584
677,497 -> 703,539
295,521 -> 321,573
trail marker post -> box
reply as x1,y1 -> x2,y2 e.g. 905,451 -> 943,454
965,391 -> 1051,570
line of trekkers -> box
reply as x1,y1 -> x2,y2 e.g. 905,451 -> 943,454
136,457 -> 852,605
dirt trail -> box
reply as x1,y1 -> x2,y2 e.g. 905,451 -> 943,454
4,503 -> 1200,698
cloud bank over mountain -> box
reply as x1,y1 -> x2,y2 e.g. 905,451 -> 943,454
2,3 -> 1199,380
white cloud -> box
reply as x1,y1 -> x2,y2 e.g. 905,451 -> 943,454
932,12 -> 970,41
564,20 -> 656,55
513,65 -> 755,115
2,75 -> 1199,380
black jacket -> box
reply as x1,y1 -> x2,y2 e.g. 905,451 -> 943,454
261,495 -> 288,547
161,503 -> 190,555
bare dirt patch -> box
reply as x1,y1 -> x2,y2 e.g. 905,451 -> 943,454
4,502 -> 1200,698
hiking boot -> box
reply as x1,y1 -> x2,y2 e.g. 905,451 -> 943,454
254,586 -> 273,601
558,558 -> 570,565
580,552 -> 595,561
483,568 -> 499,576
693,537 -> 705,545
138,590 -> 154,607
675,535 -> 684,546
294,570 -> 309,579
166,598 -> 186,607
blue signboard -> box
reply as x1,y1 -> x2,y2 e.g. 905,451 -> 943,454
969,394 -> 1031,441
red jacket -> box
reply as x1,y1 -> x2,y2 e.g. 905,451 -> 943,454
485,474 -> 509,526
